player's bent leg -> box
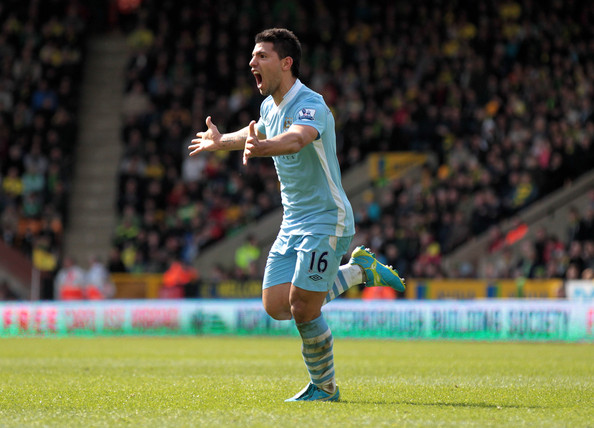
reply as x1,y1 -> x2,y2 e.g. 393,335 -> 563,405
323,263 -> 366,305
262,282 -> 292,320
350,246 -> 406,292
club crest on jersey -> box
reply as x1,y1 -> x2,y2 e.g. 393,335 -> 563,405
298,108 -> 316,121
283,116 -> 293,130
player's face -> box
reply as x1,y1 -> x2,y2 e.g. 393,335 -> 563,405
250,42 -> 283,97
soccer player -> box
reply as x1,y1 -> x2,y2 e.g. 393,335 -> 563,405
188,28 -> 404,402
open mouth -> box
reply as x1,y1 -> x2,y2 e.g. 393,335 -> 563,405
253,71 -> 263,88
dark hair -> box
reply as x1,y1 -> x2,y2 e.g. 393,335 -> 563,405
255,28 -> 301,78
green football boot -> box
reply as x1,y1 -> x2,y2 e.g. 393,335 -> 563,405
350,246 -> 405,292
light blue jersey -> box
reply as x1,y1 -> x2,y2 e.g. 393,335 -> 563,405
256,80 -> 355,237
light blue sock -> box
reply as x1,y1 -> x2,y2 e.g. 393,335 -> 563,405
324,264 -> 364,305
296,314 -> 335,392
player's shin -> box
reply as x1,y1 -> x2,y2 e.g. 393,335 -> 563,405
295,314 -> 336,394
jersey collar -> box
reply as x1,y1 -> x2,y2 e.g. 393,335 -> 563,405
276,79 -> 302,111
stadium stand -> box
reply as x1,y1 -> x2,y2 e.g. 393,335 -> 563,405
109,0 -> 593,284
1,1 -> 593,300
0,0 -> 90,298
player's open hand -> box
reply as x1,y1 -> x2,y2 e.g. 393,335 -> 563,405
243,120 -> 259,165
188,116 -> 221,156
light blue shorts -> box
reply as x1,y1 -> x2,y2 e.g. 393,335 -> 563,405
262,232 -> 354,292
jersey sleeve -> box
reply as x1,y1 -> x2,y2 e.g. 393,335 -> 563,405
256,101 -> 267,136
292,98 -> 326,138
256,117 -> 266,136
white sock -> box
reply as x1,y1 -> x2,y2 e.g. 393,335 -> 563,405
324,264 -> 365,305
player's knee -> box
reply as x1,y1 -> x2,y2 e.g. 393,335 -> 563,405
290,299 -> 319,324
264,302 -> 292,321
290,303 -> 305,323
267,309 -> 292,321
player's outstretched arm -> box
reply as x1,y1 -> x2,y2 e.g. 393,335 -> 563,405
243,121 -> 317,164
188,116 -> 253,155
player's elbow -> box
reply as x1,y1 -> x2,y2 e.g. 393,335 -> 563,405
288,133 -> 310,153
286,144 -> 303,154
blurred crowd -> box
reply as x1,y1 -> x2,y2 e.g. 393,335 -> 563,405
343,0 -> 594,281
480,205 -> 594,284
111,0 -> 594,282
1,0 -> 593,298
0,0 -> 89,297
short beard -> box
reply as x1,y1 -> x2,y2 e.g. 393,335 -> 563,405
259,81 -> 280,98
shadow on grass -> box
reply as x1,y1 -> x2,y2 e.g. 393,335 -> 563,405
338,400 -> 547,409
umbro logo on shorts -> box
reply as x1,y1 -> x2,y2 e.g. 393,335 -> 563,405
309,274 -> 323,281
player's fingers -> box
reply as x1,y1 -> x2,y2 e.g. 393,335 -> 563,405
188,142 -> 200,153
248,120 -> 257,137
243,138 -> 254,164
205,116 -> 212,128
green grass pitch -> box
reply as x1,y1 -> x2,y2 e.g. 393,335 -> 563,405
0,336 -> 592,427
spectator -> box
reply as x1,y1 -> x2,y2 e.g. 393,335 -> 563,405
234,234 -> 261,277
361,285 -> 396,300
161,257 -> 199,298
107,246 -> 127,273
85,255 -> 115,300
31,235 -> 58,299
121,79 -> 151,120
53,256 -> 85,300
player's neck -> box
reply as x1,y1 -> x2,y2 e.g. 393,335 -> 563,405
272,76 -> 298,105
